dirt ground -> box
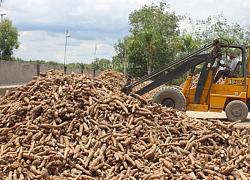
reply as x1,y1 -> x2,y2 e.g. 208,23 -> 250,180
186,111 -> 250,127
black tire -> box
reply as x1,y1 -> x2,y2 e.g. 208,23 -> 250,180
225,100 -> 248,122
172,85 -> 183,91
152,87 -> 186,111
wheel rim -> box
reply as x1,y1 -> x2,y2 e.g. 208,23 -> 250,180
162,98 -> 175,107
230,106 -> 243,118
225,100 -> 248,122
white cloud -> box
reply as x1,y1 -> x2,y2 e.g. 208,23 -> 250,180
4,0 -> 250,64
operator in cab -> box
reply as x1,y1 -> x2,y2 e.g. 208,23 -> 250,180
214,53 -> 237,83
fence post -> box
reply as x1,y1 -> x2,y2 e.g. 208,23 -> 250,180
64,66 -> 67,75
37,63 -> 40,76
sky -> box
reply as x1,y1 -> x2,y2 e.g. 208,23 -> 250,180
2,0 -> 250,65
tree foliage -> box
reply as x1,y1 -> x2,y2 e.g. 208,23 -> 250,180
181,13 -> 250,64
124,1 -> 183,77
88,58 -> 113,71
0,18 -> 20,60
183,13 -> 250,45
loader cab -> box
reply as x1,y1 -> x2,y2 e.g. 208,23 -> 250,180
208,43 -> 250,120
214,46 -> 246,83
220,43 -> 248,79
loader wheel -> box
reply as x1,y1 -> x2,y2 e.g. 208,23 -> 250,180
172,85 -> 183,91
225,100 -> 248,122
152,87 -> 186,111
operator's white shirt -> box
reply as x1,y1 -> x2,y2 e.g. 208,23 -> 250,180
229,58 -> 237,72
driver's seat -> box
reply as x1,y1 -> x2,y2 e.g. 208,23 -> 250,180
228,61 -> 242,77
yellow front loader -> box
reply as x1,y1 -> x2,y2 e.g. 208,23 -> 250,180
122,39 -> 250,121
181,42 -> 250,121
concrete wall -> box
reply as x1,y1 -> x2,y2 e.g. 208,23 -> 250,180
0,60 -> 101,86
0,60 -> 37,85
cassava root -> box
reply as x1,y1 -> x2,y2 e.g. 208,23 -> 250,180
0,69 -> 249,179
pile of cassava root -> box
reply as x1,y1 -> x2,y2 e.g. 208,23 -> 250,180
0,69 -> 249,180
180,72 -> 225,89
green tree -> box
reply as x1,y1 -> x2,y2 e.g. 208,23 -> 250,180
0,19 -> 20,60
90,58 -> 112,71
113,39 -> 126,73
180,34 -> 200,54
182,13 -> 250,66
183,13 -> 250,45
126,1 -> 183,76
97,58 -> 112,71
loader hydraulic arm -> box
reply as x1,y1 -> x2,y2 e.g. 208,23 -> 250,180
121,40 -> 220,95
136,54 -> 210,95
